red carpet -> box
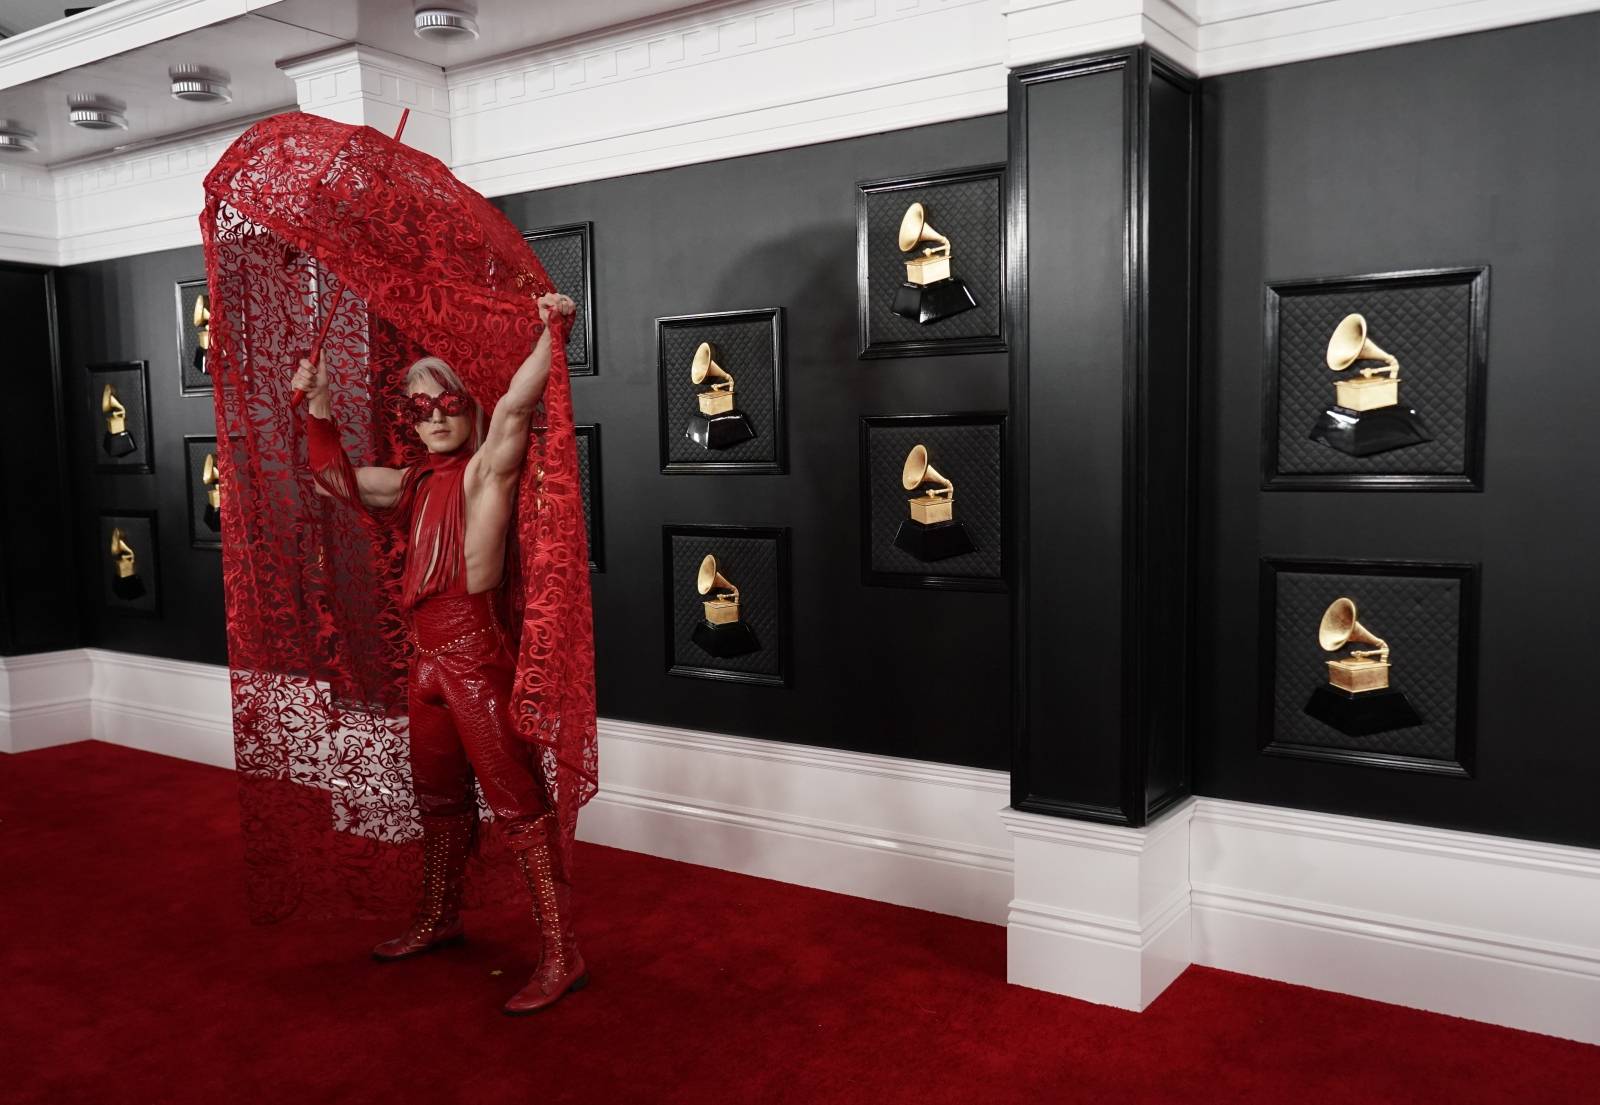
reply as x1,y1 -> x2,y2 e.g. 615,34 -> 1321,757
2,741 -> 1596,1104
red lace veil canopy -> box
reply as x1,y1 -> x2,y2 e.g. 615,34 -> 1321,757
201,111 -> 596,922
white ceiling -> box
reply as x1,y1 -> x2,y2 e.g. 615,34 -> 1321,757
0,0 -> 699,166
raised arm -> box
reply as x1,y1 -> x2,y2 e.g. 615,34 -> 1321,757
292,356 -> 407,512
473,294 -> 575,485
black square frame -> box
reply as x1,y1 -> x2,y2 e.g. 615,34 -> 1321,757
856,163 -> 1007,359
1258,557 -> 1479,778
1262,266 -> 1490,491
575,424 -> 604,573
89,360 -> 154,474
183,435 -> 222,550
657,308 -> 787,475
859,412 -> 1007,592
522,223 -> 596,377
662,524 -> 791,688
176,277 -> 212,396
98,510 -> 162,618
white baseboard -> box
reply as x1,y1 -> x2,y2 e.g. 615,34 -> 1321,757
0,650 -> 93,753
1002,802 -> 1195,1011
1192,798 -> 1600,1045
6,647 -> 1600,1043
582,718 -> 1013,923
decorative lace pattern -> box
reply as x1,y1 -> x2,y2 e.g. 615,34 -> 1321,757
201,111 -> 597,922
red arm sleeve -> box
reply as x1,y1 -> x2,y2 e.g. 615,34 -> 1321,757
303,411 -> 365,509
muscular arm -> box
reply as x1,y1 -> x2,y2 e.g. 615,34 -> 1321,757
472,327 -> 554,488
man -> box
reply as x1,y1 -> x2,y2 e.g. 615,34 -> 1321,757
291,292 -> 585,1015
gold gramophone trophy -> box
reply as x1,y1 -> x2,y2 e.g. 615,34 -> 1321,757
892,444 -> 974,562
684,342 -> 756,450
109,527 -> 146,601
201,452 -> 221,532
101,383 -> 137,457
1308,313 -> 1432,457
890,202 -> 978,325
691,554 -> 761,658
1302,596 -> 1422,736
193,292 -> 211,375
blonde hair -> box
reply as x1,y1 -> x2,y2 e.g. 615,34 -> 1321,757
404,355 -> 485,449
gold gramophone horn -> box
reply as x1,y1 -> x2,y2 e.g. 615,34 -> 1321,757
897,202 -> 951,258
101,383 -> 127,433
901,443 -> 954,498
696,553 -> 739,604
193,293 -> 211,351
202,452 -> 220,507
1326,314 -> 1399,378
1318,597 -> 1389,664
109,527 -> 137,579
690,342 -> 734,392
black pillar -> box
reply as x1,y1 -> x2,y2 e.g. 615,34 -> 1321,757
0,264 -> 80,655
1008,48 -> 1198,825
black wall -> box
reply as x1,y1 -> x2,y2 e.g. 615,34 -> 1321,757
50,116 -> 1010,770
1197,14 -> 1600,848
0,265 -> 78,655
56,246 -> 227,663
496,116 -> 1009,769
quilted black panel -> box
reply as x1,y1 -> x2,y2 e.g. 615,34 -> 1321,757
176,278 -> 211,395
1269,568 -> 1465,764
89,362 -> 152,473
524,226 -> 593,374
862,171 -> 1003,350
98,513 -> 159,616
1272,279 -> 1474,475
575,425 -> 602,571
659,312 -> 782,469
864,419 -> 1004,581
185,437 -> 221,550
668,531 -> 785,681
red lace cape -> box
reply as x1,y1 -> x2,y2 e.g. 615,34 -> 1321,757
200,111 -> 597,922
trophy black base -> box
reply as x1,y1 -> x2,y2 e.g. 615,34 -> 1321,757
1303,684 -> 1423,736
111,574 -> 146,601
1308,405 -> 1432,458
193,347 -> 208,375
102,431 -> 137,458
891,277 -> 978,325
692,620 -> 761,658
685,411 -> 756,451
892,519 -> 974,562
203,505 -> 221,532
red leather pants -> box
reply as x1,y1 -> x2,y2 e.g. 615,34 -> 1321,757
408,592 -> 549,846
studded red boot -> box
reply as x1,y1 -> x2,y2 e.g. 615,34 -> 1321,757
372,811 -> 474,962
502,814 -> 588,1015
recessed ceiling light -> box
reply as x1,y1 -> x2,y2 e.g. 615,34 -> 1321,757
67,94 -> 127,131
170,64 -> 233,104
414,7 -> 479,41
0,121 -> 38,154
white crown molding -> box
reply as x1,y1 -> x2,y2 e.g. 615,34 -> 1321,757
278,44 -> 453,166
1195,0 -> 1600,75
3,0 -> 1599,264
0,0 -> 246,92
447,0 -> 1007,197
1002,0 -> 1201,70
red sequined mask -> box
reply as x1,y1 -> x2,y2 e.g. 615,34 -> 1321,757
407,388 -> 473,421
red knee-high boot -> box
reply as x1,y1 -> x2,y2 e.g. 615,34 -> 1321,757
372,811 -> 475,961
503,814 -> 588,1014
